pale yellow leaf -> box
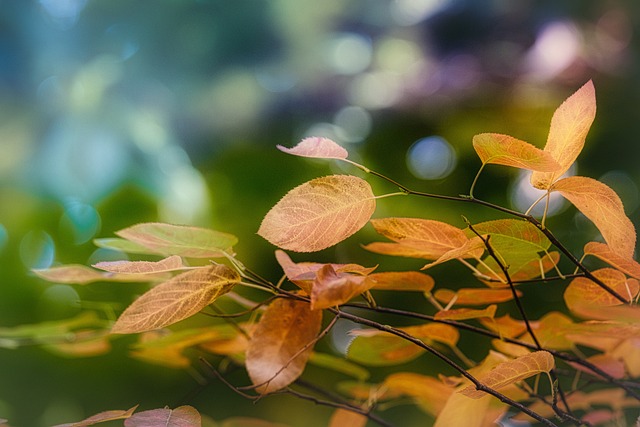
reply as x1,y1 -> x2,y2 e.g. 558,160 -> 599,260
277,136 -> 348,160
32,264 -> 166,285
531,80 -> 596,189
93,255 -> 185,274
472,133 -> 559,171
551,176 -> 636,259
435,391 -> 491,427
245,298 -> 322,394
367,271 -> 435,292
459,351 -> 554,398
258,175 -> 376,252
111,265 -> 239,334
327,409 -> 367,427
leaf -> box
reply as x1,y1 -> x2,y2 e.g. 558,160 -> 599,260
0,312 -> 106,341
124,405 -> 201,427
308,352 -> 370,381
523,312 -> 576,350
564,268 -> 639,318
33,264 -> 166,285
44,330 -> 111,358
327,409 -> 367,427
460,351 -> 555,398
435,305 -> 497,321
111,265 -> 239,334
382,373 -> 454,416
466,219 -> 551,255
531,80 -> 596,189
421,237 -> 486,270
367,271 -> 435,292
472,133 -> 559,171
434,392 -> 491,427
551,176 -> 636,259
311,264 -> 375,310
479,251 -> 560,286
434,288 -> 520,306
479,314 -> 527,339
245,297 -> 322,394
53,405 -> 138,427
116,223 -> 238,258
93,237 -> 163,255
258,175 -> 376,252
584,241 -> 640,280
277,136 -> 348,160
93,255 -> 186,274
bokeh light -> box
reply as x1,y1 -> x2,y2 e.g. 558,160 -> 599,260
406,136 -> 457,180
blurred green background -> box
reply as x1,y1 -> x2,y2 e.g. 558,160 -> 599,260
1,1 -> 639,426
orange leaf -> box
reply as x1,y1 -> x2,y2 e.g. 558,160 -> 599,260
124,405 -> 200,427
245,298 -> 322,394
584,241 -> 640,280
434,391 -> 491,427
93,255 -> 185,274
311,264 -> 375,310
564,268 -> 638,318
111,265 -> 239,334
53,406 -> 138,427
472,133 -> 559,171
479,314 -> 527,339
524,312 -> 576,350
367,271 -> 434,292
362,241 -> 443,260
421,237 -> 486,270
551,176 -> 636,259
531,80 -> 596,189
568,353 -> 626,380
435,305 -> 497,321
277,136 -> 348,160
327,409 -> 366,427
434,288 -> 520,306
32,264 -> 167,285
383,372 -> 454,416
459,351 -> 554,398
116,222 -> 237,258
258,175 -> 376,252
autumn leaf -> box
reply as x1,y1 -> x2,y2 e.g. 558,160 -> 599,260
434,392 -> 491,427
472,133 -> 559,171
277,136 -> 348,160
421,237 -> 486,270
383,372 -> 454,416
434,305 -> 497,321
367,271 -> 435,292
258,175 -> 376,252
116,222 -> 238,258
111,265 -> 240,334
434,288 -> 520,306
531,80 -> 596,189
245,297 -> 322,394
459,351 -> 554,398
33,264 -> 167,285
479,314 -> 527,339
551,176 -> 636,259
522,311 -> 576,350
310,264 -> 376,310
479,251 -> 560,286
93,237 -> 164,255
327,409 -> 367,427
53,405 -> 138,427
93,255 -> 186,274
584,241 -> 640,280
124,405 -> 201,427
44,330 -> 111,358
308,352 -> 370,381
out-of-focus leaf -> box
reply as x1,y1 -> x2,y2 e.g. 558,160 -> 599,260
435,305 -> 497,321
116,223 -> 238,258
568,353 -> 626,379
308,352 -> 370,381
479,314 -> 526,339
93,255 -> 186,274
459,351 -> 554,399
33,264 -> 167,284
367,271 -> 434,292
434,391 -> 491,427
53,405 -> 138,427
327,409 -> 367,427
221,418 -> 291,427
531,80 -> 596,189
111,265 -> 239,334
93,237 -> 162,255
524,311 -> 576,350
434,288 -> 520,306
245,298 -> 322,394
259,175 -> 376,252
609,337 -> 640,377
472,133 -> 559,171
0,312 -> 106,341
277,136 -> 348,160
551,176 -> 636,259
584,242 -> 640,280
44,330 -> 111,358
383,372 -> 454,416
124,405 -> 200,427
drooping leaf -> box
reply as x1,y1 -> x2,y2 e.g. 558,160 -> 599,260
530,80 -> 596,189
258,175 -> 376,252
434,288 -> 520,306
277,137 -> 348,160
308,352 -> 370,381
564,268 -> 639,318
116,223 -> 238,258
479,251 -> 560,286
327,409 -> 367,427
584,241 -> 640,280
382,372 -> 454,416
311,264 -> 375,310
93,255 -> 186,274
111,265 -> 240,334
32,264 -> 167,285
245,297 -> 322,394
124,405 -> 201,427
472,133 -> 559,171
459,351 -> 555,398
551,176 -> 636,259
53,405 -> 138,427
435,305 -> 497,321
367,271 -> 435,292
421,237 -> 486,270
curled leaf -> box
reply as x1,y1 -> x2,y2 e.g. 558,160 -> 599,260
259,175 -> 376,252
277,136 -> 348,160
472,133 -> 559,171
311,264 -> 375,310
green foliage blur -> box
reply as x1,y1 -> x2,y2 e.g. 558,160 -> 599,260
0,1 -> 639,426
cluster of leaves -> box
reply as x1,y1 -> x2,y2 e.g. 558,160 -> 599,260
20,80 -> 640,426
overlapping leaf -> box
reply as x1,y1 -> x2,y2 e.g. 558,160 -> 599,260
111,265 -> 239,334
93,255 -> 186,274
367,271 -> 434,292
245,298 -> 322,394
472,133 -> 559,171
421,237 -> 486,270
124,406 -> 200,427
382,373 -> 454,416
478,251 -> 560,286
277,136 -> 348,160
551,176 -> 636,259
311,264 -> 375,310
259,175 -> 376,252
584,241 -> 640,279
434,288 -> 520,306
435,305 -> 497,321
530,80 -> 596,189
327,409 -> 367,427
33,264 -> 167,285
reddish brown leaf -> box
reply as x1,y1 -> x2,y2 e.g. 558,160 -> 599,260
259,175 -> 376,252
311,264 -> 375,310
472,133 -> 559,171
124,405 -> 201,427
277,136 -> 348,160
245,298 -> 322,394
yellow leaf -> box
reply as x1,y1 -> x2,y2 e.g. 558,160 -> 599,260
93,255 -> 185,274
111,265 -> 239,334
258,175 -> 376,252
53,405 -> 138,427
277,136 -> 348,160
367,271 -> 434,292
434,305 -> 497,321
383,373 -> 454,416
584,241 -> 640,280
245,298 -> 322,394
472,133 -> 559,171
421,237 -> 486,270
434,288 -> 520,306
531,80 -> 596,189
434,391 -> 491,427
564,268 -> 639,318
479,314 -> 527,339
327,409 -> 367,427
551,176 -> 636,259
459,351 -> 554,398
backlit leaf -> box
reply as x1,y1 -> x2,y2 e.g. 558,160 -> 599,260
367,271 -> 435,292
568,353 -> 626,380
111,265 -> 239,334
245,298 -> 322,394
459,351 -> 554,398
435,305 -> 497,321
327,409 -> 367,427
531,80 -> 596,189
44,330 -> 111,358
383,373 -> 454,416
551,176 -> 636,259
564,268 -> 639,318
277,136 -> 348,160
308,352 -> 370,381
421,237 -> 486,270
479,314 -> 527,339
94,237 -> 163,255
434,392 -> 491,427
0,311 -> 106,341
33,264 -> 166,285
124,405 -> 200,427
479,251 -> 560,286
311,264 -> 375,310
472,133 -> 559,171
258,175 -> 376,252
524,312 -> 576,350
116,223 -> 238,258
93,255 -> 186,274
466,219 -> 551,254
434,288 -> 520,306
53,405 -> 138,427
584,241 -> 640,280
